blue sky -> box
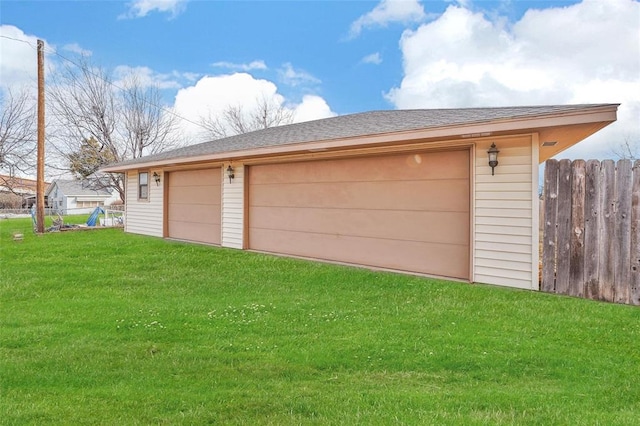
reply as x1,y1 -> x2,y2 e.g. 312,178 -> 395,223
1,0 -> 639,159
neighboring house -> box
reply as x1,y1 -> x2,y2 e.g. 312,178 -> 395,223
46,179 -> 120,214
102,104 -> 618,290
0,174 -> 50,208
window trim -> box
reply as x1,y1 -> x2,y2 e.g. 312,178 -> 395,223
138,171 -> 149,201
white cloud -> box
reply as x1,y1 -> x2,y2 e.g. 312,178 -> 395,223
362,52 -> 383,65
119,0 -> 188,19
350,0 -> 427,38
386,0 -> 640,159
113,65 -> 184,90
212,60 -> 267,71
62,43 -> 92,57
0,25 -> 49,93
173,73 -> 335,141
180,72 -> 201,83
293,95 -> 337,123
278,63 -> 321,87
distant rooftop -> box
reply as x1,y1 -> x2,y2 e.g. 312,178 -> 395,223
0,174 -> 50,194
47,179 -> 113,197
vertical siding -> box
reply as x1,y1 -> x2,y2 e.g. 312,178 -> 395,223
221,164 -> 244,249
474,136 -> 536,289
125,170 -> 164,237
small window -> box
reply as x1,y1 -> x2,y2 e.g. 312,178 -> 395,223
138,172 -> 149,200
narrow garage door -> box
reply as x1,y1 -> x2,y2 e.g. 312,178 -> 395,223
168,168 -> 221,245
249,150 -> 470,280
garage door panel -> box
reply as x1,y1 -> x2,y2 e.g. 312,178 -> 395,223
250,206 -> 469,245
168,168 -> 221,245
168,221 -> 221,244
250,228 -> 469,279
168,203 -> 221,224
249,151 -> 469,279
168,185 -> 221,205
251,179 -> 469,212
251,151 -> 468,185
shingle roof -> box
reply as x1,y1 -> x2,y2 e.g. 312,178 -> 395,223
109,104 -> 616,168
48,179 -> 113,197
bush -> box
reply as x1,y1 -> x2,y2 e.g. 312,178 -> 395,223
0,192 -> 23,209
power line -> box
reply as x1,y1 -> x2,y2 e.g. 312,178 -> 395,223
0,34 -> 36,47
0,34 -> 208,131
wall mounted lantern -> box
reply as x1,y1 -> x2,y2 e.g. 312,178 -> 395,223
152,171 -> 161,186
226,165 -> 235,183
487,143 -> 499,176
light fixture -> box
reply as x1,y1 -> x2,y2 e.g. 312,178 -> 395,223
487,143 -> 499,176
226,165 -> 235,183
152,171 -> 161,186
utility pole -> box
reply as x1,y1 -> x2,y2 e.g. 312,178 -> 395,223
36,39 -> 45,233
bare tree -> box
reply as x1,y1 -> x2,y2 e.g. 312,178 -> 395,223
610,136 -> 640,160
199,95 -> 295,140
0,88 -> 36,180
48,60 -> 180,202
119,75 -> 178,158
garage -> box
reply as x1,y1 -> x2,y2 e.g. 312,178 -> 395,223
167,168 -> 221,245
248,150 -> 470,279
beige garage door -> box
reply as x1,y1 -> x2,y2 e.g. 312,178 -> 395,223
168,168 -> 221,245
248,150 -> 470,279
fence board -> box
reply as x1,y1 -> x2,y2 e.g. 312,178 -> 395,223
542,160 -> 559,292
555,160 -> 572,294
615,160 -> 632,303
584,160 -> 601,300
631,160 -> 640,306
569,160 -> 586,297
599,160 -> 616,302
542,159 -> 639,306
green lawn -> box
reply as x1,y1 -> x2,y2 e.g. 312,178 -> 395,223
1,217 -> 639,425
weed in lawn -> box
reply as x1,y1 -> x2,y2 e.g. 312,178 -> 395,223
116,309 -> 166,331
207,303 -> 275,325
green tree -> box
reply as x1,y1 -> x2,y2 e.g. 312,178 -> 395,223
68,137 -> 116,179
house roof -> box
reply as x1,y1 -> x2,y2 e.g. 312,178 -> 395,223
46,179 -> 113,197
102,104 -> 619,172
0,174 -> 50,195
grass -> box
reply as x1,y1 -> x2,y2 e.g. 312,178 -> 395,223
1,217 -> 639,425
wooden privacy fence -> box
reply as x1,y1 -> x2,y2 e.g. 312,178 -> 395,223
542,159 -> 640,305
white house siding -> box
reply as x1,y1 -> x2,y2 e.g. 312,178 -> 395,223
474,135 -> 538,290
125,171 -> 164,237
221,164 -> 244,249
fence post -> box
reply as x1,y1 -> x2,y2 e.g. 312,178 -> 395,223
542,160 -> 559,292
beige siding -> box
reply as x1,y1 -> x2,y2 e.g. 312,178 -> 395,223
125,170 -> 164,238
473,136 -> 537,290
222,164 -> 244,249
